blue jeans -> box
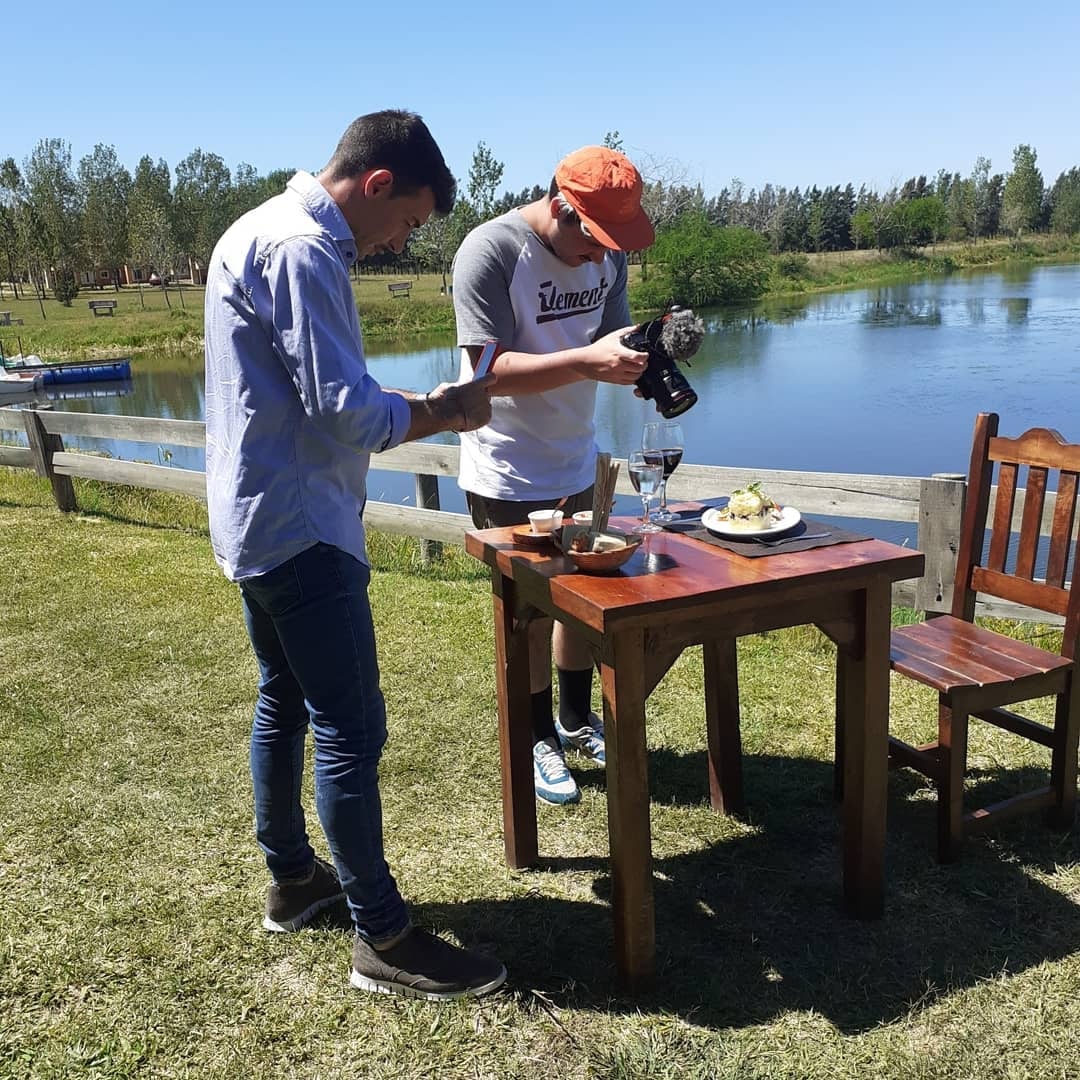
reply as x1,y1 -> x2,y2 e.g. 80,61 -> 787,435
239,542 -> 410,943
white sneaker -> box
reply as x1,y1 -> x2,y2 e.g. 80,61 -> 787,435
533,737 -> 581,804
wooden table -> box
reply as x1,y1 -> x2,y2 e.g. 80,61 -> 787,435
465,519 -> 924,988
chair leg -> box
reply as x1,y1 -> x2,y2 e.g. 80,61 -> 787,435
936,698 -> 968,862
1047,684 -> 1080,828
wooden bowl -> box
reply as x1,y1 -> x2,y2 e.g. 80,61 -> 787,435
557,527 -> 642,573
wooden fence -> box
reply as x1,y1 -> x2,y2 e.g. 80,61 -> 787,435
0,404 -> 1069,626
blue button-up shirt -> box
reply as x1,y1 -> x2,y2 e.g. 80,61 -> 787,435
204,171 -> 411,581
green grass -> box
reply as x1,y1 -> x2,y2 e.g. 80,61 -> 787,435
2,469 -> 1080,1078
0,278 -> 456,361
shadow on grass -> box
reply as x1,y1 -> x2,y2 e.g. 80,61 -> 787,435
416,749 -> 1080,1033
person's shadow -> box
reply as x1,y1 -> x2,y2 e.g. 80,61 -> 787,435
411,749 -> 1080,1032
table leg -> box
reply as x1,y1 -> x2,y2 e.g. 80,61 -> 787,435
492,573 -> 537,868
836,579 -> 891,917
703,636 -> 743,814
600,626 -> 655,987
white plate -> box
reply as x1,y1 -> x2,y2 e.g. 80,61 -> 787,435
701,505 -> 802,539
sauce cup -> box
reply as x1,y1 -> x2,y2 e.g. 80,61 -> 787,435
528,508 -> 564,534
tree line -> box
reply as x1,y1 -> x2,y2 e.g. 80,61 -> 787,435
1,133 -> 1077,309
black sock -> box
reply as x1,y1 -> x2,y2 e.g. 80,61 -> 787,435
557,666 -> 594,734
531,685 -> 556,744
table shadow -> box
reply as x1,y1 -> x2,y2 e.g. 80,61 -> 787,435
414,750 -> 1080,1032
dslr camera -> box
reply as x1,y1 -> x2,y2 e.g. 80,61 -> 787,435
621,307 -> 703,419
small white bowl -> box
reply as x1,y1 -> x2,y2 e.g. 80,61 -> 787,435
528,508 -> 564,534
572,510 -> 593,526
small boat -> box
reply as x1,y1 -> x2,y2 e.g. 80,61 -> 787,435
41,359 -> 132,385
3,354 -> 132,385
0,370 -> 43,396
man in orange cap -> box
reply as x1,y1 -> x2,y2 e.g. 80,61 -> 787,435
452,146 -> 655,805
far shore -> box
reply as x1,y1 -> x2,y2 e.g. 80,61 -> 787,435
1,234 -> 1077,361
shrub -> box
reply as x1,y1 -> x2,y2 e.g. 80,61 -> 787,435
775,253 -> 809,278
53,269 -> 79,306
632,215 -> 771,309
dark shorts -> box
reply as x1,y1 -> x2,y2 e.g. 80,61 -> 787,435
466,485 -> 595,529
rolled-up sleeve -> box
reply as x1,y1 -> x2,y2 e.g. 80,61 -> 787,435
264,235 -> 410,452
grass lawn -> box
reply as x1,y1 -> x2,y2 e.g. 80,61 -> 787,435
0,277 -> 456,361
2,471 -> 1080,1079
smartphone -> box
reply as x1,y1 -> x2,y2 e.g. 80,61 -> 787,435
472,340 -> 498,381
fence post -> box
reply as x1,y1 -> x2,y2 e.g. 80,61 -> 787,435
415,472 -> 442,564
915,472 -> 966,615
23,405 -> 78,512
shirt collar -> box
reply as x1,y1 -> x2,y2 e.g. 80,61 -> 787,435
287,170 -> 358,265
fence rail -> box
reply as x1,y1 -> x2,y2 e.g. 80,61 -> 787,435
0,405 -> 1069,626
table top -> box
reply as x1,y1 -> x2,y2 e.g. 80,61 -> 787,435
465,516 -> 925,634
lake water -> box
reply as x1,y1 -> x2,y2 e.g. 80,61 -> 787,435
17,261 -> 1080,532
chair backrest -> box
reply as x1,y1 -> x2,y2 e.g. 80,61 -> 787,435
953,412 -> 1080,657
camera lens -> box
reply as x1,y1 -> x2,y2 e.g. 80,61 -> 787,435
624,321 -> 699,418
655,369 -> 697,418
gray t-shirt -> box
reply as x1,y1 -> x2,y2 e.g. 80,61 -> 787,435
452,209 -> 630,500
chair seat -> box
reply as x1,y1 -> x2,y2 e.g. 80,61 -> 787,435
891,615 -> 1072,693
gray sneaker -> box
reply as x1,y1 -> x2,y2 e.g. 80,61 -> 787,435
350,927 -> 507,1000
262,856 -> 345,932
555,712 -> 606,764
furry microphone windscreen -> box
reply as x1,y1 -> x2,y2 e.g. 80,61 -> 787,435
658,309 -> 705,362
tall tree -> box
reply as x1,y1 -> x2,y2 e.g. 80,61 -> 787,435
410,205 -> 466,292
466,142 -> 504,223
129,155 -> 175,304
173,148 -> 232,277
947,175 -> 976,240
0,158 -> 25,299
1049,167 -> 1080,235
1001,144 -> 1044,238
229,164 -> 291,223
23,138 -> 83,304
78,144 -> 132,288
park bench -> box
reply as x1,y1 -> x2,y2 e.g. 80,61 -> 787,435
387,281 -> 412,299
88,299 -> 118,317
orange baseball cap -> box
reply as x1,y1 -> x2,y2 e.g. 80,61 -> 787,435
554,146 -> 655,251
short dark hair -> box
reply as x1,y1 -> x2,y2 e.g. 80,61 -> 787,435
325,110 -> 456,214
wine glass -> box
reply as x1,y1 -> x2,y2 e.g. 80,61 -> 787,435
627,451 -> 664,534
641,421 -> 684,523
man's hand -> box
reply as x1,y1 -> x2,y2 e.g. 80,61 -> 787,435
574,325 -> 648,385
427,374 -> 495,432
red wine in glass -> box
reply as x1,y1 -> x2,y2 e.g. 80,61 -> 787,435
659,448 -> 683,477
642,421 -> 684,522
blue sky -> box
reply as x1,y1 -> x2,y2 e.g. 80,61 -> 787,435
6,1 -> 1079,199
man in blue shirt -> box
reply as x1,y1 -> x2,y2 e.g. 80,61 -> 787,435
204,110 -> 504,1000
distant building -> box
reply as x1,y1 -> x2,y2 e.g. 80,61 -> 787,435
77,266 -> 121,289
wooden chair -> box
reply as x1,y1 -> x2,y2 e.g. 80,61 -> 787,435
888,411 -> 1080,861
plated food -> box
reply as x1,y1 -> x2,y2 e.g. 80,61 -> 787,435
714,482 -> 783,532
701,482 -> 802,539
